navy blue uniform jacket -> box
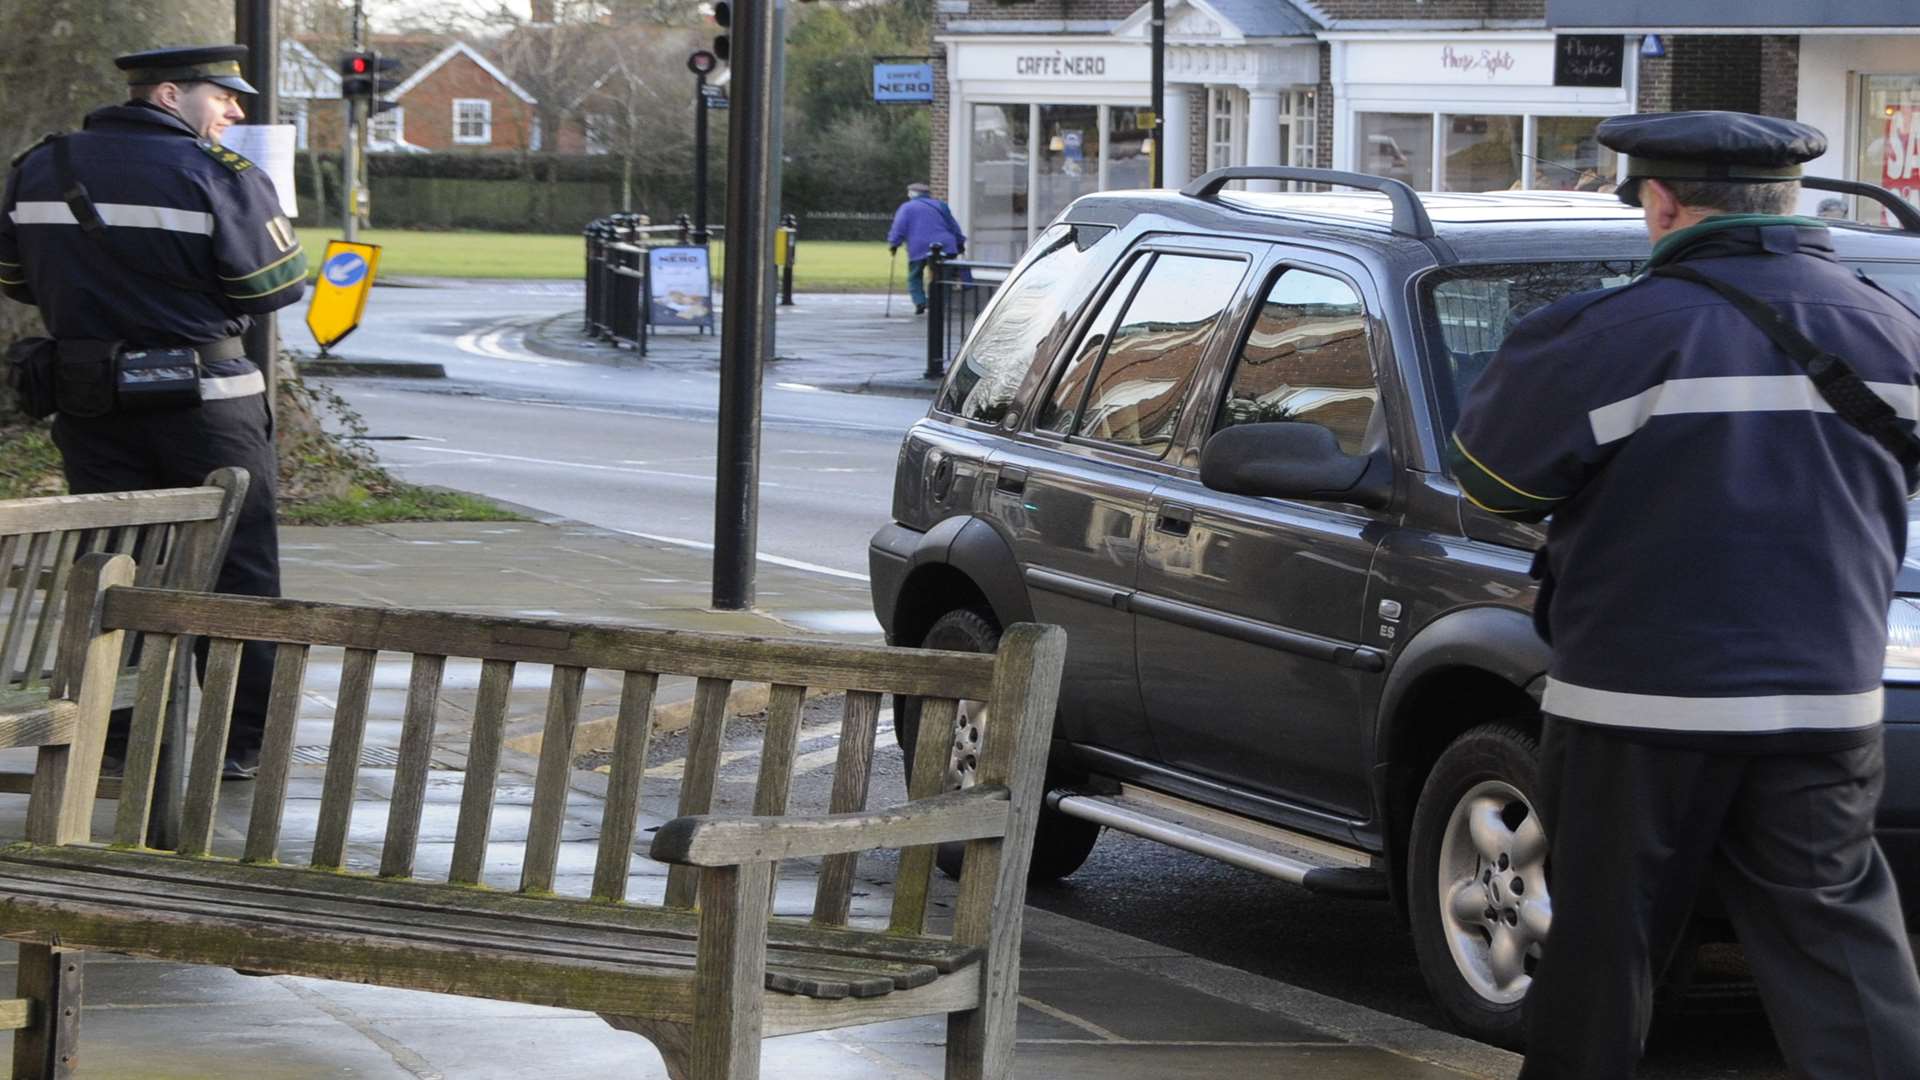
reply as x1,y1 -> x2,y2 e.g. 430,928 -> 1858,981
1451,218 -> 1920,742
0,101 -> 308,376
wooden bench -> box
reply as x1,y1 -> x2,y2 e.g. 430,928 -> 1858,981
0,472 -> 248,847
0,554 -> 1066,1080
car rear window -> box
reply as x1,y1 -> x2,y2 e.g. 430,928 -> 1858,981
936,223 -> 1118,424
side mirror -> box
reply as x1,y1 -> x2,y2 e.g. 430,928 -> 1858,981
1200,422 -> 1392,509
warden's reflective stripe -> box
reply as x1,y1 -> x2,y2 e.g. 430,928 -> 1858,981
1544,678 -> 1883,732
9,200 -> 215,236
199,370 -> 264,400
1589,375 -> 1920,445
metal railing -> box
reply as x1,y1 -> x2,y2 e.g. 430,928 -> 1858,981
584,214 -> 806,349
924,244 -> 1014,380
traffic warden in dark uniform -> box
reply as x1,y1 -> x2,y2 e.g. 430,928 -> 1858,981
0,45 -> 308,779
1451,111 -> 1920,1078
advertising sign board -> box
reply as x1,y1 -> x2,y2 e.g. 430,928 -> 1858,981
648,246 -> 715,329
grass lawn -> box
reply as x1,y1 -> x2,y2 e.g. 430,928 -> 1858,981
335,230 -> 902,290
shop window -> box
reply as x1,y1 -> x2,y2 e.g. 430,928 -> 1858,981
1071,253 -> 1246,455
1036,105 -> 1100,230
454,99 -> 492,145
1858,75 -> 1920,227
1533,116 -> 1618,192
1209,89 -> 1242,173
970,103 -> 1030,264
1279,90 -> 1318,190
937,223 -> 1118,423
1108,107 -> 1153,192
1038,256 -> 1151,435
1357,113 -> 1433,189
1217,269 -> 1376,455
1442,115 -> 1522,192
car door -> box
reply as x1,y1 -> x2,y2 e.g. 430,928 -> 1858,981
1134,254 -> 1392,821
990,237 -> 1260,760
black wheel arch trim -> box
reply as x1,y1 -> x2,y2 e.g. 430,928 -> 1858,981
873,515 -> 1035,645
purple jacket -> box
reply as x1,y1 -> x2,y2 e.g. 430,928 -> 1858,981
888,195 -> 965,261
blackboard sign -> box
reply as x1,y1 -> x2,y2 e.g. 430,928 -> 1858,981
1554,35 -> 1624,88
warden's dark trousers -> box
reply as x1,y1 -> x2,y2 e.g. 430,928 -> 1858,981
1519,717 -> 1920,1080
52,392 -> 281,760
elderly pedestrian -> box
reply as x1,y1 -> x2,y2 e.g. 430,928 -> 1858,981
1451,110 -> 1920,1078
0,44 -> 307,781
887,181 -> 964,316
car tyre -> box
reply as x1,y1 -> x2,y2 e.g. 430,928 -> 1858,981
895,606 -> 1100,883
1407,722 -> 1549,1051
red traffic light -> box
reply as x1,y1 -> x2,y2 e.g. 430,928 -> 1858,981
339,51 -> 373,77
687,50 -> 718,75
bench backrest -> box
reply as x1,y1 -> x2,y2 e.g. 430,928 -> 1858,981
36,552 -> 1064,942
0,470 -> 247,697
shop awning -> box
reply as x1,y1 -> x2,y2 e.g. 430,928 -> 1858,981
1546,0 -> 1919,30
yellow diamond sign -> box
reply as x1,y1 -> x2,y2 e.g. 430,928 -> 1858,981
305,240 -> 381,352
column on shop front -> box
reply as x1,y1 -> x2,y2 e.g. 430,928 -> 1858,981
1162,86 -> 1192,188
1246,89 -> 1283,191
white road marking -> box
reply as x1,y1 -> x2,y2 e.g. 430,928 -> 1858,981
609,528 -> 868,582
399,445 -> 765,486
454,318 -> 585,368
643,717 -> 893,780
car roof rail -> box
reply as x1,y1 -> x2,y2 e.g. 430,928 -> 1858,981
1802,176 -> 1920,233
1180,167 -> 1437,240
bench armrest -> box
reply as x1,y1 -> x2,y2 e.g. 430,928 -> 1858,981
649,785 -> 1011,868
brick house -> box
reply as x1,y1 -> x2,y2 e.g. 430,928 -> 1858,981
933,0 -> 1918,260
285,35 -> 544,154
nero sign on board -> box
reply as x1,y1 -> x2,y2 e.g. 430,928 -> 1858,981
874,63 -> 934,104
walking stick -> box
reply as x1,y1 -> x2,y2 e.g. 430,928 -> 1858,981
885,248 -> 898,317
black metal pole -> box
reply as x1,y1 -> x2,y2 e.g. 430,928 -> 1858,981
1151,0 -> 1165,188
693,72 -> 710,246
236,0 -> 279,411
711,0 -> 785,611
924,243 -> 945,379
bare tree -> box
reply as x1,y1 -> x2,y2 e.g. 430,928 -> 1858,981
577,25 -> 704,213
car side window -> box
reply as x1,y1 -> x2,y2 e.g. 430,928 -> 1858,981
936,223 -> 1117,424
1216,268 -> 1378,455
1068,253 -> 1244,456
1036,255 -> 1151,436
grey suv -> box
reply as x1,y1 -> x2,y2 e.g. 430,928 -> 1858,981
868,167 -> 1920,1047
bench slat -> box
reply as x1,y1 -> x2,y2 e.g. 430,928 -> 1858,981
664,677 -> 733,910
812,690 -> 882,928
243,643 -> 312,863
448,658 -> 516,886
0,860 -> 943,996
101,588 -> 999,701
0,844 -> 982,971
380,653 -> 446,878
590,670 -> 660,903
0,698 -> 76,750
19,531 -> 80,692
112,633 -> 180,847
521,664 -> 587,895
312,647 -> 379,870
0,532 -> 49,683
178,638 -> 245,857
751,683 -> 808,904
0,489 -> 226,534
891,696 -> 961,935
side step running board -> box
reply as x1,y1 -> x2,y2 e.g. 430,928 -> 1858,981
1049,787 -> 1389,899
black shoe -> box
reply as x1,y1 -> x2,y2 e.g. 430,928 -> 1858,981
222,753 -> 260,782
915,304 -> 927,315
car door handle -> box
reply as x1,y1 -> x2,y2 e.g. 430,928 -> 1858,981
996,466 -> 1029,495
1155,504 -> 1194,536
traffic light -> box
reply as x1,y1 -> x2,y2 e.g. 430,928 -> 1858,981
339,51 -> 400,102
712,1 -> 731,64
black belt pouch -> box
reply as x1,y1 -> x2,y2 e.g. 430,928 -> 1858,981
115,346 -> 202,413
52,339 -> 119,419
4,337 -> 59,419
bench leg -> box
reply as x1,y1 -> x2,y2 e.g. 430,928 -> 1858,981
945,920 -> 1022,1079
601,1015 -> 693,1080
12,945 -> 81,1080
689,863 -> 772,1080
